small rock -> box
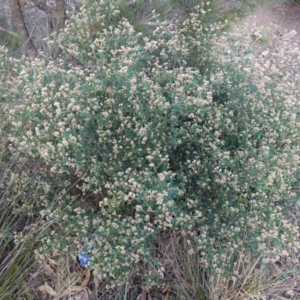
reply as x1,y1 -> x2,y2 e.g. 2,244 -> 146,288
281,30 -> 297,40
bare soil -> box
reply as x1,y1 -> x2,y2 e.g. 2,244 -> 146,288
230,0 -> 300,82
240,0 -> 300,45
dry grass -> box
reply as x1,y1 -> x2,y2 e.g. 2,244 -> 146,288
155,235 -> 300,300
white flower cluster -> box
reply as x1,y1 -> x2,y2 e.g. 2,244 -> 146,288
3,0 -> 300,289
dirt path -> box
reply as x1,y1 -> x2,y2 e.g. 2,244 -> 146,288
230,0 -> 300,82
240,1 -> 300,45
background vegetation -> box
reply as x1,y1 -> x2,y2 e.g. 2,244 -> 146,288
1,0 -> 300,299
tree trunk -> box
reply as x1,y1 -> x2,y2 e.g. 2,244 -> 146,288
8,0 -> 38,59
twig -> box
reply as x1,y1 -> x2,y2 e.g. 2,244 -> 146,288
0,26 -> 19,37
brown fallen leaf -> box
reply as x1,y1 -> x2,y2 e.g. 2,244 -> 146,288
62,285 -> 86,296
37,282 -> 57,296
81,270 -> 91,287
48,258 -> 58,272
162,284 -> 170,294
42,263 -> 56,277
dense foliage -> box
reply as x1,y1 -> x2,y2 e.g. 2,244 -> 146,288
3,0 -> 300,289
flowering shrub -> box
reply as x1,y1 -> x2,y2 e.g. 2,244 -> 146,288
6,0 -> 300,287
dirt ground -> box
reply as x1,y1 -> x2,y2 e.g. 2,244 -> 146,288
230,0 -> 300,82
240,0 -> 300,45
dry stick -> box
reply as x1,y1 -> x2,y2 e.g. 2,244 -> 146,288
0,26 -> 19,37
